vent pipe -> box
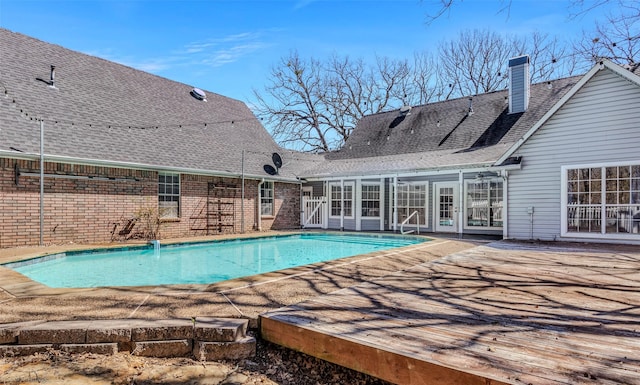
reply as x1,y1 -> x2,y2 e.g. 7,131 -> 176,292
508,55 -> 529,114
49,65 -> 56,88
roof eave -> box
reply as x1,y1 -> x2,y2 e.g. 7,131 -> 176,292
0,150 -> 301,183
301,161 -> 501,181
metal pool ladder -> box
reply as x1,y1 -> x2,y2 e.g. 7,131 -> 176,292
400,211 -> 420,235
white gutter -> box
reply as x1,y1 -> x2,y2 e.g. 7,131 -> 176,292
0,150 -> 302,183
303,163 -> 519,182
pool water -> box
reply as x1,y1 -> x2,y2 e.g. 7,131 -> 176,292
8,233 -> 426,288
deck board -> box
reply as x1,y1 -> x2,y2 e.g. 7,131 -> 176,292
260,242 -> 640,385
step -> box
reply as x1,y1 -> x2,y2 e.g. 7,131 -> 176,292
0,317 -> 255,360
132,339 -> 193,358
194,317 -> 248,342
193,336 -> 256,361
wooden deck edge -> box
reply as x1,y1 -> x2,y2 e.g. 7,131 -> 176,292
260,315 -> 511,385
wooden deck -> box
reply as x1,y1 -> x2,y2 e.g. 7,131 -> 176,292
260,241 -> 640,385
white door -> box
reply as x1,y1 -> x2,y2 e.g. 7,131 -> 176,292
434,182 -> 459,233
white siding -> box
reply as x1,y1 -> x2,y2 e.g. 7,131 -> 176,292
507,69 -> 640,241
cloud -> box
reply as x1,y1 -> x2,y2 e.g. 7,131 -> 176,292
83,30 -> 272,74
293,0 -> 318,10
200,42 -> 271,67
83,49 -> 175,73
182,31 -> 272,67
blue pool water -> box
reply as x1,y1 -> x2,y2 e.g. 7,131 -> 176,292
7,233 -> 426,288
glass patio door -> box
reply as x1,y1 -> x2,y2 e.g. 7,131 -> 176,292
434,182 -> 459,233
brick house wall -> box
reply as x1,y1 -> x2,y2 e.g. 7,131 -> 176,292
0,158 -> 300,248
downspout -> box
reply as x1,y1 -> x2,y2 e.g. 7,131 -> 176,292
39,120 -> 44,246
257,178 -> 264,231
241,150 -> 245,233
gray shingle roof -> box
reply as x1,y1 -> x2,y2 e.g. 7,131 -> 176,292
299,75 -> 581,178
0,28 -> 301,181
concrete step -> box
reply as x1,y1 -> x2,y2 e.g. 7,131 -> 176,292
0,317 -> 254,361
194,317 -> 248,342
193,336 -> 256,361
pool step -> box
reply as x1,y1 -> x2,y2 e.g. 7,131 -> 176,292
0,317 -> 255,360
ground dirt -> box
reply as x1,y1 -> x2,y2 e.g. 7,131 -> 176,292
0,335 -> 391,385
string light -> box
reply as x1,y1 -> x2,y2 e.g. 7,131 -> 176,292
0,83 -> 256,131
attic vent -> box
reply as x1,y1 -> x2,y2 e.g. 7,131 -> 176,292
190,87 -> 207,102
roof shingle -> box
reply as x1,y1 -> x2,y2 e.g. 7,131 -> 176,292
0,28 -> 302,181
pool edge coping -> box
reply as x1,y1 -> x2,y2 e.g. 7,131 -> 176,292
0,230 -> 435,298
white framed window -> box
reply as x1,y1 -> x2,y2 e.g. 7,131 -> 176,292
465,178 -> 503,229
563,163 -> 640,237
158,172 -> 180,218
329,182 -> 354,218
397,183 -> 428,225
261,181 -> 274,216
361,184 -> 381,218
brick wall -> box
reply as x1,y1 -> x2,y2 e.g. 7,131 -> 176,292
0,158 -> 300,248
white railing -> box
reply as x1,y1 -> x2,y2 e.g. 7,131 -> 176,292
567,205 -> 640,234
400,210 -> 420,235
303,197 -> 326,228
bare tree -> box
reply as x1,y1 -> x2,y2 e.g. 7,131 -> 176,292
438,29 -> 584,100
424,0 -> 513,25
252,52 -> 331,152
393,52 -> 447,106
438,29 -> 521,98
527,32 -> 582,80
573,10 -> 639,65
253,51 -> 440,152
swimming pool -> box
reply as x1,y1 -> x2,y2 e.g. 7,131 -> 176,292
6,233 -> 426,288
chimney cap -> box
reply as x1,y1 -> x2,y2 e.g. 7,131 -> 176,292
508,55 -> 530,67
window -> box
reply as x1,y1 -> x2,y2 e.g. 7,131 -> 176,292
565,164 -> 640,235
158,172 -> 180,218
465,179 -> 503,228
361,184 -> 381,217
329,183 -> 353,218
397,184 -> 427,225
261,181 -> 274,216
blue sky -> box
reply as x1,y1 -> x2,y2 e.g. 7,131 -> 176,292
0,0 -> 614,105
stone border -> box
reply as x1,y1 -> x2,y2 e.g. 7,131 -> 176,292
0,317 -> 255,361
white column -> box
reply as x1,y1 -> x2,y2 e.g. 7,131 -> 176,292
355,179 -> 362,231
379,178 -> 385,231
458,171 -> 464,235
340,179 -> 344,230
322,181 -> 329,229
393,176 -> 398,232
502,170 -> 509,239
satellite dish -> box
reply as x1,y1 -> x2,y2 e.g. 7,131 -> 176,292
272,153 -> 283,169
263,164 -> 278,175
399,105 -> 412,114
